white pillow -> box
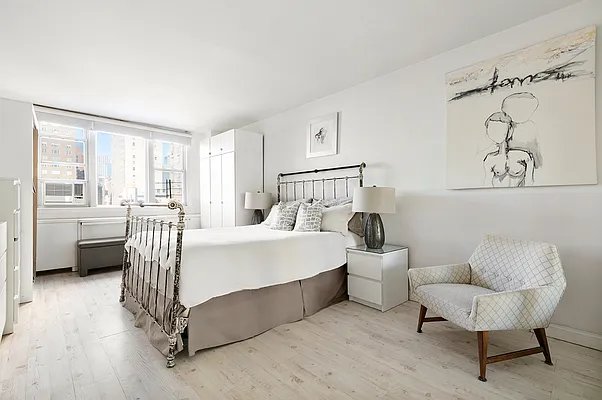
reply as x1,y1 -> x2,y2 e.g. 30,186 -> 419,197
262,204 -> 279,225
320,203 -> 354,234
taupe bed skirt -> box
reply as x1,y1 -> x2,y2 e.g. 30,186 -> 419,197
123,265 -> 347,357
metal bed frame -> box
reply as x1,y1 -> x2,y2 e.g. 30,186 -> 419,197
277,162 -> 365,201
119,163 -> 365,368
119,200 -> 187,368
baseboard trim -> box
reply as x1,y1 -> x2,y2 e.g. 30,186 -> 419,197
547,323 -> 602,351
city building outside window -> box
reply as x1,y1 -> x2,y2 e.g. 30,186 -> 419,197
39,124 -> 87,181
96,132 -> 147,206
153,141 -> 185,203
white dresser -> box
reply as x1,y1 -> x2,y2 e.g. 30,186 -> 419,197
0,179 -> 20,335
0,221 -> 7,339
347,245 -> 408,312
200,129 -> 264,228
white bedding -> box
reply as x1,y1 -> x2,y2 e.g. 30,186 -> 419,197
126,225 -> 360,308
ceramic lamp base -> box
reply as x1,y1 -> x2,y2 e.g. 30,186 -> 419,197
364,213 -> 385,249
251,209 -> 264,225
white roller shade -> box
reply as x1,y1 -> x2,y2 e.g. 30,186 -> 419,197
92,121 -> 150,140
34,106 -> 192,146
35,111 -> 93,130
150,131 -> 191,146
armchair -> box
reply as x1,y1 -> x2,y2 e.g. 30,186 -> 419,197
408,235 -> 566,381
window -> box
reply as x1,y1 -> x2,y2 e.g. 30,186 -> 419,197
153,141 -> 185,203
39,123 -> 87,181
96,132 -> 147,206
36,110 -> 189,207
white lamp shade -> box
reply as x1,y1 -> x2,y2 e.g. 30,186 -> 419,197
352,186 -> 396,214
244,192 -> 273,210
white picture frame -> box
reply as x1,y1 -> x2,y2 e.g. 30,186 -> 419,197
306,112 -> 339,158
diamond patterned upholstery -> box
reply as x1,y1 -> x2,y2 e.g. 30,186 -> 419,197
407,263 -> 471,288
408,235 -> 566,331
415,284 -> 495,330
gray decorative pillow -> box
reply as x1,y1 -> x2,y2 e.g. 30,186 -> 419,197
270,201 -> 301,231
294,200 -> 324,232
265,199 -> 311,225
347,212 -> 364,237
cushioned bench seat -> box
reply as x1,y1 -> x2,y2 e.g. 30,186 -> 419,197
77,237 -> 125,277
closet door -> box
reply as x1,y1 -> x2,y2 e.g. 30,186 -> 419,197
209,156 -> 223,228
209,134 -> 222,156
200,156 -> 211,228
221,152 -> 236,227
219,131 -> 235,154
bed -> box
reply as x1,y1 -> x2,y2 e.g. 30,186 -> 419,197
119,163 -> 366,367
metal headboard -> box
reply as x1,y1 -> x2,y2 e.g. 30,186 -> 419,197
277,163 -> 366,202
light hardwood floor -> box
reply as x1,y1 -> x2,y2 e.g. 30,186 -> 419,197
0,269 -> 600,400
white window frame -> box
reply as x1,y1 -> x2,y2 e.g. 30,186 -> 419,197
149,141 -> 187,205
38,124 -> 90,206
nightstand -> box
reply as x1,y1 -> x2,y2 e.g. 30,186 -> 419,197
346,244 -> 408,312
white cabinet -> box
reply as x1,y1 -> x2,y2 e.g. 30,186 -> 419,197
0,221 -> 6,339
221,152 -> 236,227
210,130 -> 235,156
0,179 -> 21,334
209,156 -> 223,226
200,130 -> 263,228
36,220 -> 79,271
347,245 -> 408,312
200,156 -> 211,226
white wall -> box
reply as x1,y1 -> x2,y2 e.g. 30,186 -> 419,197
0,98 -> 34,302
244,1 -> 602,348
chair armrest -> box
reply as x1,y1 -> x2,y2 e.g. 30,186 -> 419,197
408,263 -> 471,292
470,285 -> 565,331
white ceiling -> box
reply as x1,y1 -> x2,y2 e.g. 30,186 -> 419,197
0,0 -> 579,132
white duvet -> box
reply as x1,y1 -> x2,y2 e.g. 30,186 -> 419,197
126,225 -> 358,308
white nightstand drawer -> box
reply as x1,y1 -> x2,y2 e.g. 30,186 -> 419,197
348,252 -> 382,281
348,275 -> 382,305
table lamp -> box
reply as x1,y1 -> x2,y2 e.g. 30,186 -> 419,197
244,191 -> 273,224
352,186 -> 396,249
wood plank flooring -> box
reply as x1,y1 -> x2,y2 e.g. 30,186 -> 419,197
0,269 -> 600,399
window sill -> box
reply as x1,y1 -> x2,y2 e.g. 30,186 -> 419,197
38,203 -> 191,220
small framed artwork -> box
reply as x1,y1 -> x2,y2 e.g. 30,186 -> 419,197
306,112 -> 339,158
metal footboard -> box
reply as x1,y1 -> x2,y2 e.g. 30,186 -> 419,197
119,200 -> 188,368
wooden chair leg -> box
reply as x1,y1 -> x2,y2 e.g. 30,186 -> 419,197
417,305 -> 427,333
477,331 -> 489,382
534,328 -> 553,366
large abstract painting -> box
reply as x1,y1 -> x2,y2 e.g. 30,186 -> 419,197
446,26 -> 597,189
